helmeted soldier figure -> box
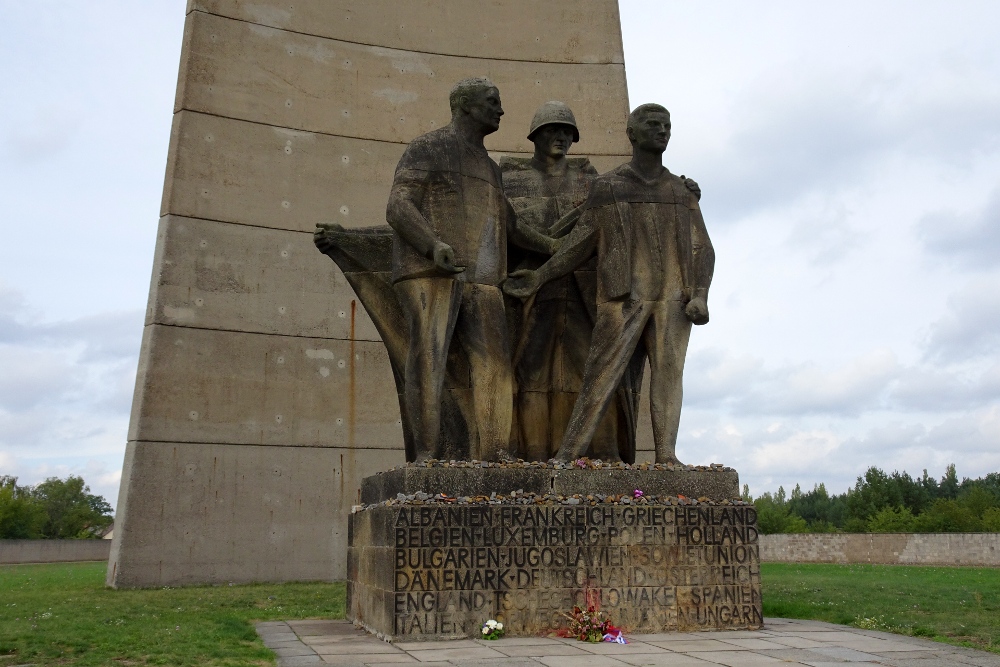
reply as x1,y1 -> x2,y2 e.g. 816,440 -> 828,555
501,101 -> 629,461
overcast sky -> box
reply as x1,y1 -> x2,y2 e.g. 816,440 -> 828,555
1,1 -> 998,508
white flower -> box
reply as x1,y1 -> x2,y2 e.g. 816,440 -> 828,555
482,627 -> 490,635
496,622 -> 503,631
486,620 -> 497,628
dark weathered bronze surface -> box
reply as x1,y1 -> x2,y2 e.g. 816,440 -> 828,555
315,94 -> 715,468
316,79 -> 521,463
348,475 -> 761,640
504,104 -> 715,465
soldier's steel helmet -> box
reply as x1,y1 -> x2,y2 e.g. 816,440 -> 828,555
527,101 -> 580,143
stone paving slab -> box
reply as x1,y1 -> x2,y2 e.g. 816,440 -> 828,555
615,657 -> 716,667
257,618 -> 1000,667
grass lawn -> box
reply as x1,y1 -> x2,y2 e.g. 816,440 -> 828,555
2,562 -> 998,665
0,562 -> 344,666
762,562 -> 1000,654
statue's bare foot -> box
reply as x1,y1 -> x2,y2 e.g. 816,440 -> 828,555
659,455 -> 684,466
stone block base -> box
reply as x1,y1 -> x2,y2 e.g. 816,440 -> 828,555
348,467 -> 760,640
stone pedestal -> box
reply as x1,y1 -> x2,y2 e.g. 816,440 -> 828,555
348,464 -> 761,640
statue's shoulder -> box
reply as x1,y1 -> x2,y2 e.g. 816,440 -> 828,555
399,126 -> 457,167
663,170 -> 691,187
500,157 -> 543,198
498,155 -> 533,173
593,163 -> 632,188
566,157 -> 598,176
582,167 -> 628,207
410,125 -> 455,147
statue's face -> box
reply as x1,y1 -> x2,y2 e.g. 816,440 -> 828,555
630,111 -> 671,153
466,87 -> 504,134
533,124 -> 576,159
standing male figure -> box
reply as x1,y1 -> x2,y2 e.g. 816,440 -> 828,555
386,78 -> 514,462
504,103 -> 714,465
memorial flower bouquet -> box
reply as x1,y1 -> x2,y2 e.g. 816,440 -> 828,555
481,619 -> 504,640
563,605 -> 622,643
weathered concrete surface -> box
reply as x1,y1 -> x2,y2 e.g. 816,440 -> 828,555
761,532 -> 1000,566
1,540 -> 111,565
175,11 -> 631,155
361,466 -> 740,505
190,0 -> 625,64
128,325 -> 402,449
148,215 -> 381,340
163,111 -> 627,234
110,442 -> 402,587
349,498 -> 761,640
111,0 -> 632,587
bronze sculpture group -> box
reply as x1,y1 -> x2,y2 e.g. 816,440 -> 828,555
315,78 -> 714,466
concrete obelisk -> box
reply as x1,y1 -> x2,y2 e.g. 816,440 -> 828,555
109,0 -> 636,587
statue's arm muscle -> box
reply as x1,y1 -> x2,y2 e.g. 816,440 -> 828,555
386,169 -> 441,259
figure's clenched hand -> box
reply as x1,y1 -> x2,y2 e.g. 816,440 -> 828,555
432,241 -> 466,274
503,269 -> 541,299
681,175 -> 701,201
684,296 -> 709,325
314,222 -> 345,253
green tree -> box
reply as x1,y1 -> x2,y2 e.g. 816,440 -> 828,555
753,487 -> 810,533
939,463 -> 960,500
846,467 -> 901,523
787,482 -> 850,529
958,486 -> 997,520
0,476 -> 47,539
982,507 -> 1000,531
866,506 -> 916,532
31,476 -> 113,539
911,499 -> 980,532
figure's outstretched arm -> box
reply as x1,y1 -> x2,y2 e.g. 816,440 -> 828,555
504,212 -> 598,299
506,199 -> 559,255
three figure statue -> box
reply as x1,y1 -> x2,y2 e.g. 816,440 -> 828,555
315,78 -> 714,466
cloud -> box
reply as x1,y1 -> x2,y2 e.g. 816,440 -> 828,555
696,54 -> 1000,224
686,347 -> 899,417
0,284 -> 141,508
922,405 -> 1000,455
922,278 -> 1000,362
2,104 -> 83,163
892,364 -> 1000,412
785,200 -> 864,266
0,345 -> 82,411
917,186 -> 1000,269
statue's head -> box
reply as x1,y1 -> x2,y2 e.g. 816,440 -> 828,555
626,103 -> 671,154
527,101 -> 579,160
449,77 -> 503,134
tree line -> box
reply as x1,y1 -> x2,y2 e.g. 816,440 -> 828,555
0,475 -> 114,539
748,464 -> 1000,534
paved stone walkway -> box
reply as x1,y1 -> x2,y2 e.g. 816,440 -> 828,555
256,618 -> 1000,667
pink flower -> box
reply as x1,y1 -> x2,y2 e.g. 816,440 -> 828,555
633,489 -> 644,498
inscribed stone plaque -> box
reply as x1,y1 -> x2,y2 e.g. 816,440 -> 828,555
348,494 -> 761,639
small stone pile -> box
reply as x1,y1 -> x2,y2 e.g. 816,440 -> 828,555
387,457 -> 733,472
354,488 -> 752,512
